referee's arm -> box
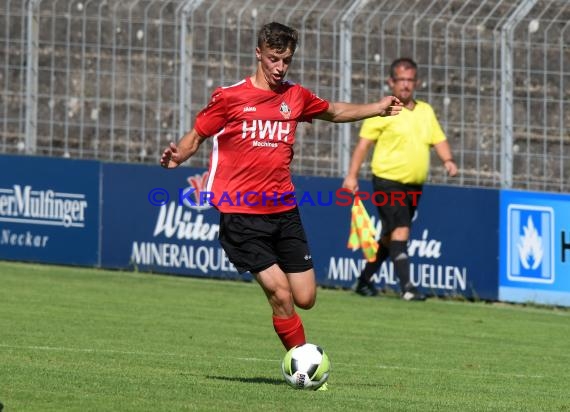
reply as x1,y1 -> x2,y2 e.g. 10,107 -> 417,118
433,140 -> 458,177
342,138 -> 376,193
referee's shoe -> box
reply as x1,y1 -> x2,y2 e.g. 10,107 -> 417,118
354,278 -> 379,297
401,283 -> 426,301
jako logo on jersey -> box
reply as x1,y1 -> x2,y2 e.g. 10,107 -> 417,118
280,101 -> 291,119
507,204 -> 555,284
241,120 -> 291,142
179,171 -> 212,211
243,106 -> 257,112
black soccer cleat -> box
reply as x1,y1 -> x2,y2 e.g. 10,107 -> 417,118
355,279 -> 379,297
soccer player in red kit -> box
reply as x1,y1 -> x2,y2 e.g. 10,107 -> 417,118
160,22 -> 402,353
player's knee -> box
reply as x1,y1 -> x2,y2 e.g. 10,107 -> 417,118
294,292 -> 316,310
272,288 -> 294,307
296,300 -> 315,310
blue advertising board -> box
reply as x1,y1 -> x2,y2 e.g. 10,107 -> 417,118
14,154 -> 570,306
0,154 -> 100,265
99,163 -> 499,300
100,163 -> 243,279
0,155 -> 501,301
294,178 -> 499,300
499,190 -> 570,306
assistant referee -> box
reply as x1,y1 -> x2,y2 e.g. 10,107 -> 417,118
342,57 -> 458,300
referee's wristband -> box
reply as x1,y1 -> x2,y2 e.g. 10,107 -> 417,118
443,159 -> 455,163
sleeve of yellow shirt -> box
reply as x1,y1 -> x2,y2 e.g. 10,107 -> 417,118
428,105 -> 447,145
358,116 -> 384,141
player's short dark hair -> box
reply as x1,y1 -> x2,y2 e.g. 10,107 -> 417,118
257,22 -> 298,54
390,57 -> 418,78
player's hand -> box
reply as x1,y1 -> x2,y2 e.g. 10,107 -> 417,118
444,160 -> 458,177
342,176 -> 359,193
378,96 -> 403,117
160,142 -> 182,168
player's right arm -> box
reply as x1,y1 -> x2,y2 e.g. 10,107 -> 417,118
160,86 -> 226,169
160,128 -> 207,169
342,137 -> 375,192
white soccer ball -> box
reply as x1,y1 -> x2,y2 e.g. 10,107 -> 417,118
281,343 -> 331,390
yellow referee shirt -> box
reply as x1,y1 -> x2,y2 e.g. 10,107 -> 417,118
359,100 -> 446,185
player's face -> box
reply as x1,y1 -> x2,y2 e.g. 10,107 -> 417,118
388,66 -> 418,104
255,44 -> 294,89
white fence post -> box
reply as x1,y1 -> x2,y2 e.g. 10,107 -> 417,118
339,0 -> 367,176
500,0 -> 537,188
24,0 -> 40,154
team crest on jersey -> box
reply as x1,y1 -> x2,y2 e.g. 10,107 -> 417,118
280,101 -> 291,119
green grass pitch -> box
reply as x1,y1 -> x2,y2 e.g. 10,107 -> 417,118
0,261 -> 569,411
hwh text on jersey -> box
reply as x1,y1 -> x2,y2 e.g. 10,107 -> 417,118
241,120 -> 291,142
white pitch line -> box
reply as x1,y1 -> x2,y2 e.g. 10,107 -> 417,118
235,357 -> 278,363
0,344 -> 182,358
0,344 -> 545,379
374,363 -> 544,379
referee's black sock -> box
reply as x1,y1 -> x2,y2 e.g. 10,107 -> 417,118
359,242 -> 389,283
390,240 -> 411,289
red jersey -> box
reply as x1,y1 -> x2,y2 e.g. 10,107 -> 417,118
194,77 -> 329,214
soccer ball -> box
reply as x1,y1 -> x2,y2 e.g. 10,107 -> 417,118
281,343 -> 331,390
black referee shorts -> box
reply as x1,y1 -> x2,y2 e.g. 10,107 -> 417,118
218,207 -> 313,274
372,175 -> 422,237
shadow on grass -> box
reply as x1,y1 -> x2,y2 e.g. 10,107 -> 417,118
208,375 -> 386,389
207,375 -> 283,386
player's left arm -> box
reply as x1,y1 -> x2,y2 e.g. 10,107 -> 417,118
433,140 -> 458,177
315,96 -> 402,123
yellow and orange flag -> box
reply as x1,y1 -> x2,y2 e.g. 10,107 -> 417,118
347,199 -> 379,262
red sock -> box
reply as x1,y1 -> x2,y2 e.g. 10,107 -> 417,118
272,313 -> 306,350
